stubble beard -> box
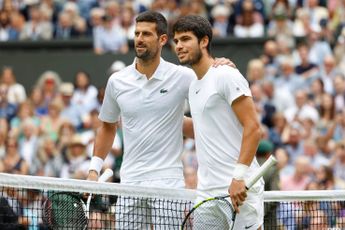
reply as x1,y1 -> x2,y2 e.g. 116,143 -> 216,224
180,49 -> 202,66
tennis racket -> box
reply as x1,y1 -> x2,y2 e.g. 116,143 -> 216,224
42,168 -> 113,230
181,155 -> 277,230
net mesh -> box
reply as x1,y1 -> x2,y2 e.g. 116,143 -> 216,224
0,173 -> 344,229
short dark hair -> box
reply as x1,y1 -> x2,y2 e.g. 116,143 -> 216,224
135,11 -> 167,36
172,15 -> 213,53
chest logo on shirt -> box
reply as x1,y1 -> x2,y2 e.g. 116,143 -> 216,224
160,88 -> 168,94
196,89 -> 201,94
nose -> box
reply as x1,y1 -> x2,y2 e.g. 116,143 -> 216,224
175,41 -> 182,51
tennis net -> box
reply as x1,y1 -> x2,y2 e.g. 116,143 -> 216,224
0,173 -> 344,229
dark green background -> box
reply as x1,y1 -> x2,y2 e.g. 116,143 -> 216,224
0,38 -> 267,90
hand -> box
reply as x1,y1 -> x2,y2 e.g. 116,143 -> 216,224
228,179 -> 247,213
87,170 -> 98,181
213,57 -> 236,68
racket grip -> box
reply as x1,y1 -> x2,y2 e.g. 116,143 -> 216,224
245,155 -> 277,189
98,168 -> 113,182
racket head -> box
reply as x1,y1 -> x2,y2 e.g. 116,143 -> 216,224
181,196 -> 236,230
42,192 -> 88,230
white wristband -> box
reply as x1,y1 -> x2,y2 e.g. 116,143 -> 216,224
233,163 -> 249,180
89,156 -> 104,175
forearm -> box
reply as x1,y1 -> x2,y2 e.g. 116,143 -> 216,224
183,116 -> 194,138
237,122 -> 262,166
93,122 -> 117,160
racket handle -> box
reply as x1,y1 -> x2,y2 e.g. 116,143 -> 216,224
245,155 -> 277,189
98,168 -> 113,182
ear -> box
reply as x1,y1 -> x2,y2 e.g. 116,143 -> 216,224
159,34 -> 169,46
200,36 -> 209,49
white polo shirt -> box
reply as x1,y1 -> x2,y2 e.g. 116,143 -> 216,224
189,66 -> 262,196
99,58 -> 195,183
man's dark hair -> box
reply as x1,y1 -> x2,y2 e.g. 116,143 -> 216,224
135,11 -> 167,36
172,15 -> 213,53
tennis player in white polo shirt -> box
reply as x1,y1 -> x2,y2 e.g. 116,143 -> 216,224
173,15 -> 264,229
87,11 -> 234,229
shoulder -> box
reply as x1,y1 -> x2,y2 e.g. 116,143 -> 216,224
108,65 -> 133,82
213,66 -> 246,81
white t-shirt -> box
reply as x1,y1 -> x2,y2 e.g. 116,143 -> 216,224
189,66 -> 261,196
99,58 -> 195,183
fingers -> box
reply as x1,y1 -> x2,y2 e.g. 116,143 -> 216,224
229,179 -> 247,213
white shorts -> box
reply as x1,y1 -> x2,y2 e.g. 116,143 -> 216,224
115,178 -> 185,229
194,180 -> 264,230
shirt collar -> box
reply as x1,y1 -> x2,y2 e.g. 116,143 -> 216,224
131,57 -> 167,81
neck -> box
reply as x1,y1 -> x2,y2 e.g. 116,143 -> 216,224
136,55 -> 161,79
191,54 -> 214,80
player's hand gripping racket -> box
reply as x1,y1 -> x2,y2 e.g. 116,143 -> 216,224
181,155 -> 277,230
43,168 -> 113,230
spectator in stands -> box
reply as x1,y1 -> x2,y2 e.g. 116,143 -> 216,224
93,14 -> 128,54
60,134 -> 90,179
309,78 -> 325,108
210,4 -> 233,38
274,57 -> 305,93
0,187 -> 21,230
261,80 -> 295,113
316,93 -> 336,136
39,97 -> 65,142
59,82 -> 83,129
315,165 -> 335,189
71,71 -> 98,124
17,118 -> 39,175
88,7 -> 104,36
284,123 -> 305,164
28,87 -> 48,117
320,54 -> 339,94
8,11 -> 25,40
233,0 -> 264,37
246,58 -> 266,84
293,8 -> 311,37
284,90 -> 319,124
294,42 -> 319,86
104,0 -> 121,27
304,0 -> 329,27
0,67 -> 26,105
35,70 -> 61,109
331,142 -> 345,184
307,24 -> 332,67
38,134 -> 64,177
268,112 -> 288,148
280,155 -> 312,190
333,74 -> 345,113
119,4 -> 136,40
54,11 -> 78,39
0,84 -> 17,123
20,4 -> 53,40
1,135 -> 29,175
260,40 -> 280,78
267,4 -> 293,38
10,100 -> 40,139
0,9 -> 11,41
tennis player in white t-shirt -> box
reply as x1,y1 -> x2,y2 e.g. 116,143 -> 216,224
173,15 -> 264,229
87,11 -> 234,229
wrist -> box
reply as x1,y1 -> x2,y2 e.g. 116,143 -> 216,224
89,156 -> 104,176
233,163 -> 249,180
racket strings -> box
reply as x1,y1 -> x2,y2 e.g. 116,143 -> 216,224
182,199 -> 235,230
43,193 -> 88,230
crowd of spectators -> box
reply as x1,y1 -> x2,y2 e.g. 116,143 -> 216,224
0,0 -> 345,228
0,0 -> 344,54
0,0 -> 345,192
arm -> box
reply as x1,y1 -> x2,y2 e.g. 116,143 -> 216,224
228,96 -> 262,213
183,116 -> 194,138
87,121 -> 117,181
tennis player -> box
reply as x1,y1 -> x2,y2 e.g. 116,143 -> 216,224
173,15 -> 264,229
87,11 -> 234,229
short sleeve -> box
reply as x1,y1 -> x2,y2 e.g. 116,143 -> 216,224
217,67 -> 251,105
99,77 -> 121,123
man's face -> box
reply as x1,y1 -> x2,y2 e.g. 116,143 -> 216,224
173,31 -> 202,65
134,22 -> 161,61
